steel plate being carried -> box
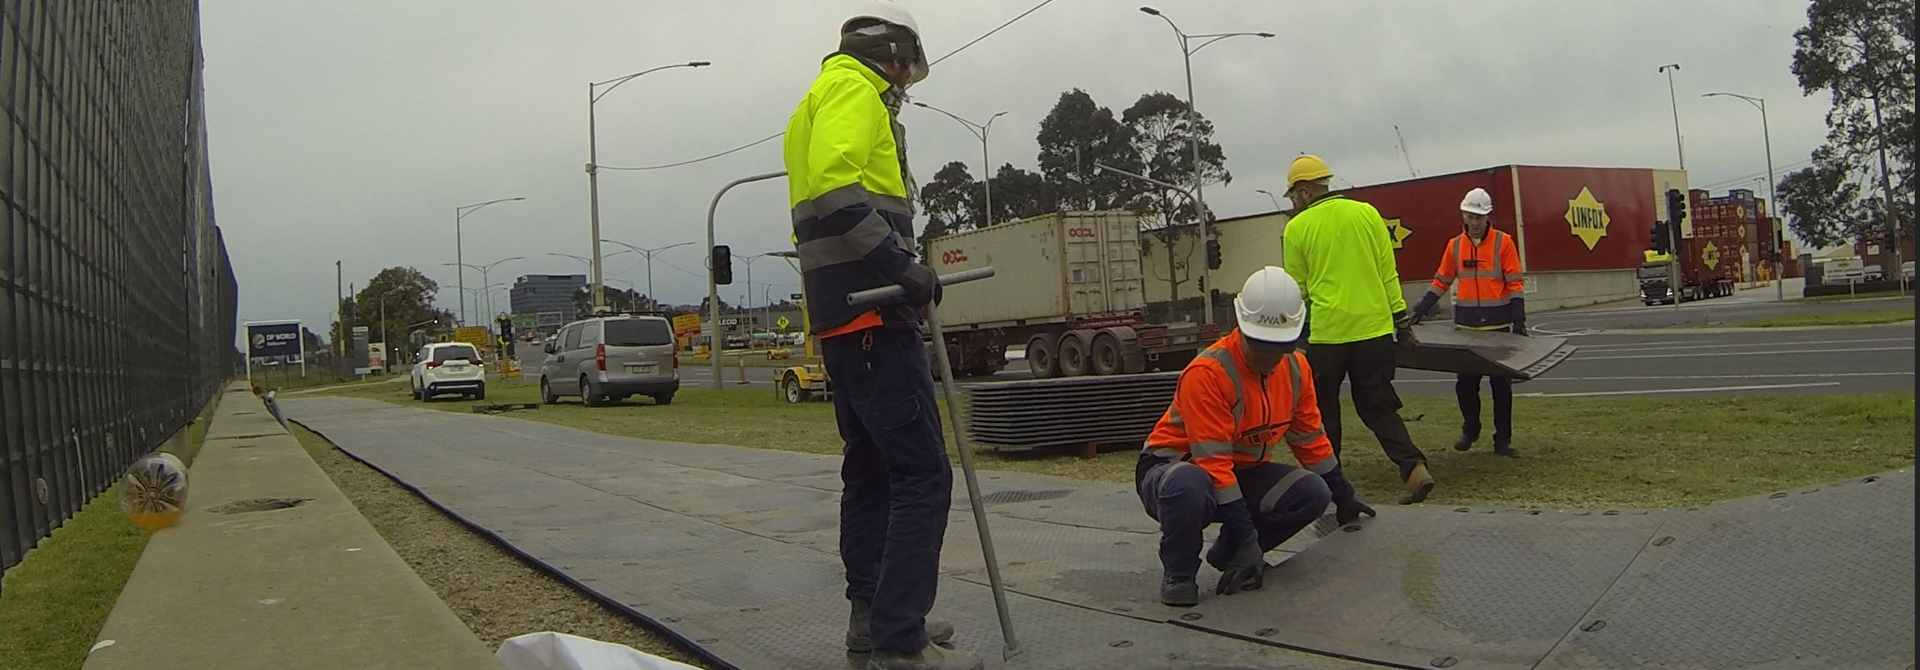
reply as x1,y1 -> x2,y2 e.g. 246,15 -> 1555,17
1393,324 -> 1576,380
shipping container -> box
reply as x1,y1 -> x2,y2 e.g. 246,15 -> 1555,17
927,211 -> 1218,379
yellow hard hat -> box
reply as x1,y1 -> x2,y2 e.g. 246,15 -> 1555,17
1287,155 -> 1333,190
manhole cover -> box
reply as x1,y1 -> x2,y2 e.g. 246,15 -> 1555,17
206,497 -> 312,514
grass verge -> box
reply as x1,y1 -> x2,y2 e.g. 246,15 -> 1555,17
315,379 -> 1914,509
0,416 -> 210,670
0,486 -> 153,670
288,424 -> 712,668
1743,307 -> 1915,328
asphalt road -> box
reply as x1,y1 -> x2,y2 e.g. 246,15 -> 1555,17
553,279 -> 1914,399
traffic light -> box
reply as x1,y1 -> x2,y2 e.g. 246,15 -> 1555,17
1650,221 -> 1671,253
1205,238 -> 1222,270
1665,189 -> 1687,229
711,245 -> 733,285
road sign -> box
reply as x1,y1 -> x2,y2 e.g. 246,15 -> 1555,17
672,313 -> 701,336
776,315 -> 791,330
453,326 -> 491,348
510,313 -> 535,329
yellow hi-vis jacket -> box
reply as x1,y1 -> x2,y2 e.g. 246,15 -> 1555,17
782,54 -> 919,335
1282,194 -> 1409,345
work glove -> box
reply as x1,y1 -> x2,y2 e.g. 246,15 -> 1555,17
1321,467 -> 1377,526
897,264 -> 943,308
1408,293 -> 1439,326
1213,500 -> 1265,595
1510,297 -> 1527,336
1395,323 -> 1420,350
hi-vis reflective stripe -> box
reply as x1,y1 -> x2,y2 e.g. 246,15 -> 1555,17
1285,427 -> 1326,445
1196,348 -> 1245,425
1191,441 -> 1233,458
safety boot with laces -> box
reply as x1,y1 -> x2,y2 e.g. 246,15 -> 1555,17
1160,572 -> 1200,607
867,642 -> 983,670
847,599 -> 954,653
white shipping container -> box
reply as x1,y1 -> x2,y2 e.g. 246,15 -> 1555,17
927,211 -> 1145,329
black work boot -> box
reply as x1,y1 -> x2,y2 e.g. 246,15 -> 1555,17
847,599 -> 954,653
1493,440 -> 1520,458
868,642 -> 983,670
1452,433 -> 1476,452
1160,572 -> 1200,607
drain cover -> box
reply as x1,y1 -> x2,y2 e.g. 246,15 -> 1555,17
206,497 -> 312,514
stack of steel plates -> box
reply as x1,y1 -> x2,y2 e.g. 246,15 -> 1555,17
963,372 -> 1179,451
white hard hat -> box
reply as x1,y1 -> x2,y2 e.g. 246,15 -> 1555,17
1460,187 -> 1494,215
842,1 -> 928,84
1234,267 -> 1307,343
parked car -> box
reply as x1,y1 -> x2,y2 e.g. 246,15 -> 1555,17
538,314 -> 679,407
411,342 -> 485,401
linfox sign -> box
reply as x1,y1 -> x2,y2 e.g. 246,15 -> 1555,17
1563,186 -> 1611,251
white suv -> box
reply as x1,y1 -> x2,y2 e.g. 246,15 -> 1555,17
411,342 -> 486,401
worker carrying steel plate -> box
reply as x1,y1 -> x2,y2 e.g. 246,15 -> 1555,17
1281,155 -> 1435,504
1137,267 -> 1378,606
1408,188 -> 1526,457
783,4 -> 977,670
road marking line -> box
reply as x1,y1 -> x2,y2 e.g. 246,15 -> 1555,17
1399,371 -> 1914,383
1574,337 -> 1913,354
1575,345 -> 1913,361
1519,382 -> 1843,397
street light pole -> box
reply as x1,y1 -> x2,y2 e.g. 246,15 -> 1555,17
455,197 -> 526,326
707,170 -> 787,390
1255,189 -> 1282,211
1703,92 -> 1784,301
600,239 -> 694,310
1659,63 -> 1685,313
586,61 -> 711,311
912,102 -> 1007,227
1140,6 -> 1273,326
445,256 -> 522,329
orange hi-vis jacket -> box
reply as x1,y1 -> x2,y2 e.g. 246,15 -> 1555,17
1424,229 -> 1525,330
1142,330 -> 1339,505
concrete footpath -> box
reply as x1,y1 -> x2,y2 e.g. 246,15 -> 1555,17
84,383 -> 500,670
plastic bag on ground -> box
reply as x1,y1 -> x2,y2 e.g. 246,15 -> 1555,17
496,632 -> 704,670
121,452 -> 188,530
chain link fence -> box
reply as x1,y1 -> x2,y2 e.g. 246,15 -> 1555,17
0,1 -> 237,573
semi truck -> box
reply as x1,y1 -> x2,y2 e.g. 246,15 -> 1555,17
1639,236 -> 1741,304
925,211 -> 1220,379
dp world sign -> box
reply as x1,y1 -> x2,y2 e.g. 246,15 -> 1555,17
245,320 -> 302,359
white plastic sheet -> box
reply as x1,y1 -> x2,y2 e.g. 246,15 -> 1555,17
496,632 -> 705,670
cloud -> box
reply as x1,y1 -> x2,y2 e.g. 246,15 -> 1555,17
202,0 -> 1832,336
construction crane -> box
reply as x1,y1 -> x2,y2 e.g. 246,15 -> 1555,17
1394,125 -> 1419,178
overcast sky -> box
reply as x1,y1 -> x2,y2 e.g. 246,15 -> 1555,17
201,0 -> 1827,337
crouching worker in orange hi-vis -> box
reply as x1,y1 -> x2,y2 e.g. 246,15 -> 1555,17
1136,267 -> 1377,607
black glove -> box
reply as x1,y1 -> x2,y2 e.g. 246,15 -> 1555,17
1213,500 -> 1265,595
1408,293 -> 1439,326
1511,298 -> 1526,336
897,264 -> 943,308
1321,467 -> 1377,526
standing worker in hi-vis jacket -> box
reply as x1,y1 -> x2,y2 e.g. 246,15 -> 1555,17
782,2 -> 979,669
1409,187 -> 1526,458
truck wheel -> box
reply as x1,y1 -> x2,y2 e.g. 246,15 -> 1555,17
1058,330 -> 1094,377
1026,335 -> 1060,379
1090,333 -> 1123,376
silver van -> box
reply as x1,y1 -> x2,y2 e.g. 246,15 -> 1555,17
538,315 -> 679,406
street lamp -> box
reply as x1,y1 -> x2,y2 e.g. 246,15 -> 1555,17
1702,91 -> 1784,301
586,60 -> 711,311
549,250 -> 630,268
1657,63 -> 1684,313
445,256 -> 522,327
455,197 -> 526,326
912,102 -> 1008,227
1139,6 -> 1273,326
600,239 -> 694,310
1255,188 -> 1283,211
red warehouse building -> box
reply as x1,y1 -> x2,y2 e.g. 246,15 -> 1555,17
1331,165 -> 1679,311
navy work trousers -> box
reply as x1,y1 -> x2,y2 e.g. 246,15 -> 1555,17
1135,456 -> 1332,579
1456,373 -> 1512,444
823,327 -> 953,654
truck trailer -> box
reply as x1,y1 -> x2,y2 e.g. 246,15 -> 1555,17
1639,237 -> 1742,305
925,211 -> 1220,379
